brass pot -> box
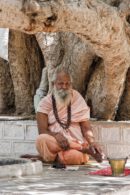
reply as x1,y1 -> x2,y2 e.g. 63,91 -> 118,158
107,157 -> 128,177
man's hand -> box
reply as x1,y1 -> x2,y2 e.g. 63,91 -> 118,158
90,142 -> 103,154
80,121 -> 104,162
69,141 -> 85,150
81,142 -> 103,163
54,132 -> 70,151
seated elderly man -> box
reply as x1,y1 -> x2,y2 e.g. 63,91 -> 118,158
36,67 -> 103,167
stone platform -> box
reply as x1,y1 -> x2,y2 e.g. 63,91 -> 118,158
1,117 -> 130,194
0,160 -> 130,195
0,157 -> 43,178
0,117 -> 130,158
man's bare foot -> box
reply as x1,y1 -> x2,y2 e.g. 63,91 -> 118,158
52,155 -> 66,169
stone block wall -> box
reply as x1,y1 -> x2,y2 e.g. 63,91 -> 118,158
92,121 -> 130,158
0,119 -> 130,158
0,120 -> 38,157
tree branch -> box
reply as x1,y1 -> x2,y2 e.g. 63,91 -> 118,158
0,0 -> 130,119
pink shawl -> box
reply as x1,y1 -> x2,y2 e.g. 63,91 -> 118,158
37,90 -> 90,143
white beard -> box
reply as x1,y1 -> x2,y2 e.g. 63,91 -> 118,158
53,87 -> 72,107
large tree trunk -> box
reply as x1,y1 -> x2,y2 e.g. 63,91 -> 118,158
116,68 -> 130,121
0,0 -> 130,120
8,30 -> 44,115
36,32 -> 95,94
0,58 -> 14,114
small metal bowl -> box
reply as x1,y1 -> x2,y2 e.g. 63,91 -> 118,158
107,157 -> 128,177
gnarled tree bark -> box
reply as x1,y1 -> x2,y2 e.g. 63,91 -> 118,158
0,0 -> 130,119
36,32 -> 95,94
8,30 -> 44,115
0,58 -> 14,114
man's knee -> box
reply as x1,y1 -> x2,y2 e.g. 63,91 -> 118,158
36,134 -> 52,145
58,149 -> 89,165
36,134 -> 60,162
36,134 -> 59,148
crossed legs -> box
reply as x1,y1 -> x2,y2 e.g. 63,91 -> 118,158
36,134 -> 89,165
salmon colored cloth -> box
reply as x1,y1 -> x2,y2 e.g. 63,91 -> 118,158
37,90 -> 90,143
36,134 -> 89,165
36,89 -> 90,165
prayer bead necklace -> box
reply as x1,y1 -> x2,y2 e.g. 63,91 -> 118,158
52,94 -> 71,130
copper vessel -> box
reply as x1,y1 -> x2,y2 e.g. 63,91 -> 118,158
107,157 -> 128,176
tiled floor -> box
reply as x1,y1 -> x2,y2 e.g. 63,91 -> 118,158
0,160 -> 130,194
